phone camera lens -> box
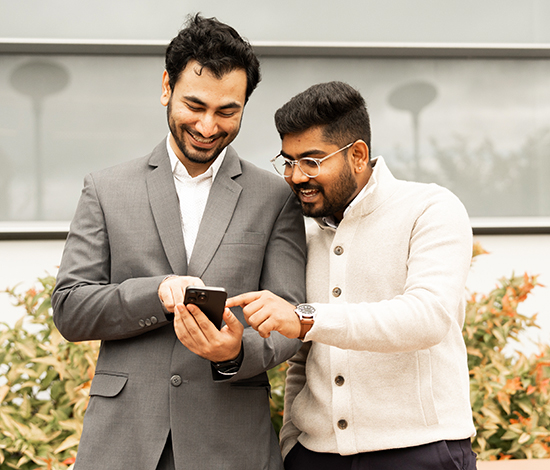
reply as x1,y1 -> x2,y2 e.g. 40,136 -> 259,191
198,293 -> 207,302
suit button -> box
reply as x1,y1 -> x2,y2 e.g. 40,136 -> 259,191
337,419 -> 348,430
145,318 -> 152,327
138,319 -> 145,328
335,375 -> 345,386
171,375 -> 182,387
151,316 -> 158,325
334,246 -> 344,255
332,287 -> 342,297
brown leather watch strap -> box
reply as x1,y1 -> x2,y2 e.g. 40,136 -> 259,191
298,318 -> 314,340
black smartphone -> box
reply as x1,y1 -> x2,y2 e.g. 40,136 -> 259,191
183,286 -> 227,330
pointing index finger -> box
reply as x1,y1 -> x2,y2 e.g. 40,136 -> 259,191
226,291 -> 261,309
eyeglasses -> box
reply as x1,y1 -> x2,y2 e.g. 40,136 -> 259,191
270,142 -> 354,179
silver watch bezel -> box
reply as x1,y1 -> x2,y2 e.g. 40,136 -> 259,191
295,303 -> 316,320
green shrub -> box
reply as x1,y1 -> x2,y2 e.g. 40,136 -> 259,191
0,275 -> 99,469
465,244 -> 550,460
267,361 -> 288,436
1,245 -> 549,464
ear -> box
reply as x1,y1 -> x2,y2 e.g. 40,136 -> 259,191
160,70 -> 171,107
349,140 -> 369,174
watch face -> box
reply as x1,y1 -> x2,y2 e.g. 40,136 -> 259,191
297,304 -> 316,319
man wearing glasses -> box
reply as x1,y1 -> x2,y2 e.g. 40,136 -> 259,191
228,81 -> 477,469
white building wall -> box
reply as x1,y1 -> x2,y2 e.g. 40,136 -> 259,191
1,240 -> 64,326
2,236 -> 549,354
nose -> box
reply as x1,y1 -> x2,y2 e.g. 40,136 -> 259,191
195,113 -> 219,138
288,163 -> 310,185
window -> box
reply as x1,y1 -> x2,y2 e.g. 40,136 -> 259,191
1,42 -> 550,234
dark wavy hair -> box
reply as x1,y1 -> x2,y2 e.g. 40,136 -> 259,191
165,14 -> 261,103
274,81 -> 371,153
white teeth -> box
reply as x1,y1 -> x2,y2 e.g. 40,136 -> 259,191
187,131 -> 215,144
193,136 -> 215,144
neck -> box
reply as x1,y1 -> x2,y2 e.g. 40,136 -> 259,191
333,167 -> 373,222
170,136 -> 217,178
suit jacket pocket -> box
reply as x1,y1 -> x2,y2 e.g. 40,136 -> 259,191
230,374 -> 271,396
89,371 -> 129,398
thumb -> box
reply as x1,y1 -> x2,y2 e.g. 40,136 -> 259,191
223,308 -> 244,333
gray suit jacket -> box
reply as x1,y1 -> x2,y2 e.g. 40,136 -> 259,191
52,141 -> 306,470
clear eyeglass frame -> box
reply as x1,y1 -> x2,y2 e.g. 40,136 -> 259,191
270,142 -> 354,179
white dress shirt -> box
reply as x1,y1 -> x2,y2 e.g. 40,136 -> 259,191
166,134 -> 226,263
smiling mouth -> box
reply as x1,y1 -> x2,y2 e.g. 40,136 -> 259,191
187,130 -> 220,147
192,134 -> 215,144
297,188 -> 321,202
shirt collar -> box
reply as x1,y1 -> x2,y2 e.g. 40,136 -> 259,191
166,133 -> 227,181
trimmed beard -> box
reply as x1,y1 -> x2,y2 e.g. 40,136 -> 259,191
296,158 -> 358,219
166,99 -> 236,165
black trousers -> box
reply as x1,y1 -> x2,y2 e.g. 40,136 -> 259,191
156,432 -> 175,470
284,439 -> 477,470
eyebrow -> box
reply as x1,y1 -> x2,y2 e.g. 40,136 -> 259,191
184,95 -> 243,110
280,149 -> 327,160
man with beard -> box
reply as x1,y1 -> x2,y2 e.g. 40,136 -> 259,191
228,81 -> 477,470
52,14 -> 306,470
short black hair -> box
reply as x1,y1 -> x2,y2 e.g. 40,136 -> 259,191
274,81 -> 371,153
165,13 -> 261,103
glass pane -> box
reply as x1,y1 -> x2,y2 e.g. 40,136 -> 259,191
247,56 -> 550,218
1,53 -> 549,222
0,55 -> 166,221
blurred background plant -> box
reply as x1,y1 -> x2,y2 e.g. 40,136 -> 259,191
466,243 -> 550,460
0,275 -> 99,469
1,244 -> 549,465
267,361 -> 288,436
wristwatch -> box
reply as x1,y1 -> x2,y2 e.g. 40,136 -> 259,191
212,347 -> 244,376
295,304 -> 316,340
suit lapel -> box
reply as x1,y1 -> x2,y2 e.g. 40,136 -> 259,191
146,141 -> 188,275
187,146 -> 243,278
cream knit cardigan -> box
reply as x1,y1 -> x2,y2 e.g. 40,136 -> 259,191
280,157 -> 476,458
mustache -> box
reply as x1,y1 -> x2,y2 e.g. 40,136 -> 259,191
185,127 -> 227,141
292,182 -> 323,192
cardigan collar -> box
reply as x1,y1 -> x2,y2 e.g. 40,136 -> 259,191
314,156 -> 401,231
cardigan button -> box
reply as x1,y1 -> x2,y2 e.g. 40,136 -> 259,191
170,375 -> 183,387
335,375 -> 345,386
332,287 -> 342,297
337,419 -> 348,430
333,246 -> 344,255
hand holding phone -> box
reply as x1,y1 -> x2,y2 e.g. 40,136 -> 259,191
184,286 -> 227,330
